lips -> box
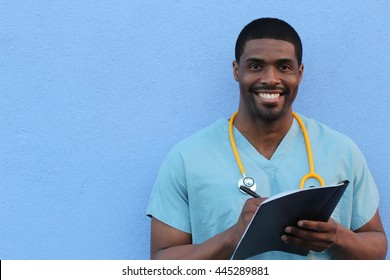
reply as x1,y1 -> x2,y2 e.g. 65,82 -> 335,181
250,86 -> 285,105
250,85 -> 285,94
258,93 -> 280,100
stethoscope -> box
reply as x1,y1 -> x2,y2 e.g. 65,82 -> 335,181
229,111 -> 325,194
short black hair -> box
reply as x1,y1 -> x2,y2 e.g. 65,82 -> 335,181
235,18 -> 302,65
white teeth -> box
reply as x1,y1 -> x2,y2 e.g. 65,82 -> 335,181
259,93 -> 280,99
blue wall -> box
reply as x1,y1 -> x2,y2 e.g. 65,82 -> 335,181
1,0 -> 389,259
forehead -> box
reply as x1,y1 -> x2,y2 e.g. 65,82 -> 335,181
241,38 -> 297,62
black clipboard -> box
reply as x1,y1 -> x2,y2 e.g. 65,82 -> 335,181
231,180 -> 349,260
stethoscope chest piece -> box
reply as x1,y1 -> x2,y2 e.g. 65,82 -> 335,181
238,176 -> 257,193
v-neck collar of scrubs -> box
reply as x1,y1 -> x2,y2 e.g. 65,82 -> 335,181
228,118 -> 300,170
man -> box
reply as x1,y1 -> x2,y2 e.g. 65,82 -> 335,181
146,18 -> 387,259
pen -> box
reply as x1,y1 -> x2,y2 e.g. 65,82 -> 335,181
239,185 -> 261,198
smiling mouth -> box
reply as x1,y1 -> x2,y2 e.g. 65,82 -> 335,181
258,93 -> 280,100
251,89 -> 285,105
250,86 -> 286,104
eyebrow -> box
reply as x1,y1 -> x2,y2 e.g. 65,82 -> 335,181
245,57 -> 295,64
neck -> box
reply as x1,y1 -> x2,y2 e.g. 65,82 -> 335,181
233,111 -> 293,160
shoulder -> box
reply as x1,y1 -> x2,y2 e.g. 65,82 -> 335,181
165,117 -> 229,162
297,113 -> 360,150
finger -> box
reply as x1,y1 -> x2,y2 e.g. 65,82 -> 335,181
283,227 -> 328,243
284,223 -> 336,251
281,233 -> 329,252
240,197 -> 269,225
296,220 -> 332,232
285,224 -> 328,240
245,197 -> 267,208
240,199 -> 261,221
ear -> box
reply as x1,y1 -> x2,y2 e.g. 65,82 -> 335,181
298,63 -> 304,83
233,61 -> 239,82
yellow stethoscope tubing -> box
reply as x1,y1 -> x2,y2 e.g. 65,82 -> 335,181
229,111 -> 325,189
292,112 -> 325,188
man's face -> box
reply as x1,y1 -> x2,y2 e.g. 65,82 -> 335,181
233,39 -> 304,122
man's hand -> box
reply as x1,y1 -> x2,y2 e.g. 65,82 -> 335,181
233,197 -> 268,239
281,218 -> 338,253
150,196 -> 268,260
281,211 -> 387,259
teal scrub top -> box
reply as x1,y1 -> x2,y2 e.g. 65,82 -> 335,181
146,114 -> 379,259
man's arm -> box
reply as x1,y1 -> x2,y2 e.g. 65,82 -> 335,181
282,210 -> 388,259
150,197 -> 266,260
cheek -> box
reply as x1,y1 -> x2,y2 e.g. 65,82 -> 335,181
239,72 -> 258,88
286,77 -> 301,92
286,83 -> 300,103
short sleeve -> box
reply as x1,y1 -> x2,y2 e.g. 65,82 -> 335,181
350,145 -> 379,231
146,149 -> 191,233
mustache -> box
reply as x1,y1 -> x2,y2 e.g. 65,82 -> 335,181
250,85 -> 286,92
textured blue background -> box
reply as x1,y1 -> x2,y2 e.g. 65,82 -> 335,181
1,0 -> 389,259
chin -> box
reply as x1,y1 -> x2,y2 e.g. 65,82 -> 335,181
254,107 -> 288,122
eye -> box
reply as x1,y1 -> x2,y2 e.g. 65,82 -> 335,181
279,64 -> 293,71
249,63 -> 262,70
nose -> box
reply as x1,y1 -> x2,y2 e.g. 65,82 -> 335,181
261,66 -> 280,86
